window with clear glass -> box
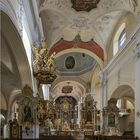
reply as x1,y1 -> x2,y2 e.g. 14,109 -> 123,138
118,29 -> 126,48
113,23 -> 126,56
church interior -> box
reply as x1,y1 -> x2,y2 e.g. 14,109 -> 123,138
0,0 -> 140,140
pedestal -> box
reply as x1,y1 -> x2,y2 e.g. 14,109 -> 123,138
22,125 -> 39,139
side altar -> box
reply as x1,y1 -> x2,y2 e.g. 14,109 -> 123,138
80,94 -> 100,136
18,85 -> 38,139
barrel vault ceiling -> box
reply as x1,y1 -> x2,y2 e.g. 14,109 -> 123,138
36,0 -> 140,100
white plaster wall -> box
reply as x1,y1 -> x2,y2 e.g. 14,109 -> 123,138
0,93 -> 7,110
107,57 -> 135,100
93,85 -> 101,110
107,74 -> 118,100
0,0 -> 41,94
91,65 -> 101,109
105,24 -> 140,138
106,36 -> 136,100
120,59 -> 135,87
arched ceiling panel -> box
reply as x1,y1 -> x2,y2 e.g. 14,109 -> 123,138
111,85 -> 134,99
52,80 -> 85,102
49,34 -> 104,62
39,0 -> 139,50
55,52 -> 97,76
1,12 -> 32,88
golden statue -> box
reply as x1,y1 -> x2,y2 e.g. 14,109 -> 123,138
45,52 -> 56,72
32,39 -> 48,71
32,39 -> 56,72
32,39 -> 57,86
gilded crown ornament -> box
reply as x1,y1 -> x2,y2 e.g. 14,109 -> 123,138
32,39 -> 57,87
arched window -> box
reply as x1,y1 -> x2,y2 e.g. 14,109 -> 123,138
113,23 -> 126,56
118,29 -> 126,48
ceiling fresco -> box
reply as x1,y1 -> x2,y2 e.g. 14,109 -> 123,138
39,0 -> 138,48
71,0 -> 100,12
54,52 -> 96,76
52,81 -> 85,101
37,0 -> 140,99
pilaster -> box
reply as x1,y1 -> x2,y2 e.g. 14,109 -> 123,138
100,71 -> 108,108
133,42 -> 140,139
99,71 -> 108,131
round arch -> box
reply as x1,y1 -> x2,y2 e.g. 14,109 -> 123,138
111,85 -> 134,100
54,48 -> 103,69
49,36 -> 104,69
52,80 -> 86,102
52,76 -> 87,90
1,12 -> 32,88
8,90 -> 22,111
110,85 -> 135,133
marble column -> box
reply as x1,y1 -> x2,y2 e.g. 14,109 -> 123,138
133,43 -> 140,139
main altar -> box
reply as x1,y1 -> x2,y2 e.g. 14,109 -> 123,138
37,94 -> 99,138
38,96 -> 79,137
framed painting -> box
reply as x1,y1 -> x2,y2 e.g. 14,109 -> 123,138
107,114 -> 115,127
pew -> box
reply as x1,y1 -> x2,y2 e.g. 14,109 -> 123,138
92,135 -> 139,140
1,135 -> 75,140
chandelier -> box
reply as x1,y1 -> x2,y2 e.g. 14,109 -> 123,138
32,39 -> 57,87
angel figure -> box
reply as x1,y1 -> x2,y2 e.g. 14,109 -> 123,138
45,52 -> 56,71
32,41 -> 47,71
